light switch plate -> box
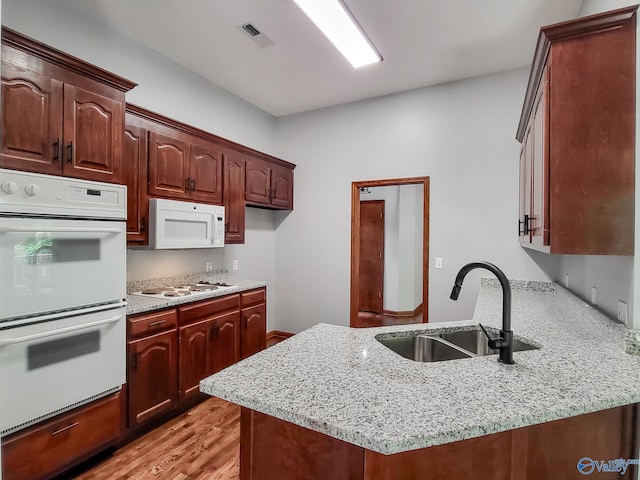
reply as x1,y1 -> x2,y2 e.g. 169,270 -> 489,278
591,286 -> 597,306
435,257 -> 443,269
618,301 -> 628,324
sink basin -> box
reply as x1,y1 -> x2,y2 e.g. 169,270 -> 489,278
377,335 -> 472,362
376,327 -> 538,362
438,328 -> 538,356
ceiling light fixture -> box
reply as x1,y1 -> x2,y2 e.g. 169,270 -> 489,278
291,0 -> 382,68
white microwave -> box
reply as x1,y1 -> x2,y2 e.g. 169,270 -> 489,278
149,198 -> 225,249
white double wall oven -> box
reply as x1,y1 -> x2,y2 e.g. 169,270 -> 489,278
0,169 -> 127,436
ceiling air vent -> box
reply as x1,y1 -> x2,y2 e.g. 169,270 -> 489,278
239,22 -> 275,48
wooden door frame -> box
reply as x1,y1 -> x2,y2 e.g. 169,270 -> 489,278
350,177 -> 430,327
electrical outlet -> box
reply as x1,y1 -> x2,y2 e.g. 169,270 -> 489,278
232,259 -> 239,271
591,286 -> 597,306
618,301 -> 628,324
435,257 -> 443,269
564,274 -> 569,288
205,262 -> 213,272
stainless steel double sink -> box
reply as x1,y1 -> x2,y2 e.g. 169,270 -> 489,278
376,327 -> 538,362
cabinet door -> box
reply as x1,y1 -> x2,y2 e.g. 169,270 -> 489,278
179,318 -> 212,402
123,122 -> 148,244
245,158 -> 271,205
530,70 -> 549,248
270,163 -> 294,209
62,84 -> 123,183
211,311 -> 241,373
1,65 -> 63,175
223,150 -> 246,244
190,141 -> 223,204
519,126 -> 533,245
148,131 -> 190,199
128,329 -> 178,427
241,303 -> 266,360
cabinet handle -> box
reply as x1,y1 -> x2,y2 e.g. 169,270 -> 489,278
191,178 -> 196,191
185,177 -> 190,191
147,320 -> 166,327
67,142 -> 73,163
527,215 -> 536,234
53,139 -> 60,162
51,422 -> 79,436
225,222 -> 229,234
131,353 -> 138,370
210,324 -> 220,340
140,216 -> 146,232
519,214 -> 530,235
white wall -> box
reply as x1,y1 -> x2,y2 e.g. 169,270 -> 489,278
273,68 -> 557,333
1,0 -> 281,329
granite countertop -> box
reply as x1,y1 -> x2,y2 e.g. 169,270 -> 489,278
126,280 -> 268,316
200,281 -> 640,455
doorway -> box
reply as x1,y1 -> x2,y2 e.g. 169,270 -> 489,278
350,177 -> 429,328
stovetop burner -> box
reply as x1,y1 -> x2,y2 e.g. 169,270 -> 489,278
132,282 -> 236,299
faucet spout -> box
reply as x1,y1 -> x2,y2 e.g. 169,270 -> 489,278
450,261 -> 513,364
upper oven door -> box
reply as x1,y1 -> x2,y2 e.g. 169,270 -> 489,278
0,216 -> 126,321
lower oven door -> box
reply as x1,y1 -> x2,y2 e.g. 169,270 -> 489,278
0,305 -> 126,436
0,216 -> 126,321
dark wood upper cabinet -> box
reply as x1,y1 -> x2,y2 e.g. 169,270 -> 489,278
190,141 -> 223,204
223,148 -> 247,244
0,27 -> 136,183
148,131 -> 190,199
125,104 -> 296,244
123,118 -> 149,244
245,158 -> 294,210
1,67 -> 63,175
517,6 -> 637,255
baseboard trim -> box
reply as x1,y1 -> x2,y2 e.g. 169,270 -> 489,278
382,304 -> 423,318
266,330 -> 295,342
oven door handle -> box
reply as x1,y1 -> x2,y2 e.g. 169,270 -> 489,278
0,226 -> 122,234
0,315 -> 122,347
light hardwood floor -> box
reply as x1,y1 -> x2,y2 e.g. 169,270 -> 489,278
70,396 -> 240,480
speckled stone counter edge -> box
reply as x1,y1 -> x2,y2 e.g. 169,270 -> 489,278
200,280 -> 640,455
126,277 -> 268,316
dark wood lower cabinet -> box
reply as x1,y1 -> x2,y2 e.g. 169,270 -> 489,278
241,289 -> 267,359
240,404 -> 639,480
128,327 -> 178,427
1,391 -> 123,480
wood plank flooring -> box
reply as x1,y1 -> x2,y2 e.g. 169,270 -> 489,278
70,396 -> 240,480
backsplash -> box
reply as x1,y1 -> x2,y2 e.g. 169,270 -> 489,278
127,269 -> 228,294
480,278 -> 555,292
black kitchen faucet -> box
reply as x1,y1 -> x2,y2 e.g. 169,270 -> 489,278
450,261 -> 514,364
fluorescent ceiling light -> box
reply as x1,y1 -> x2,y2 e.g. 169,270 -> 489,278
292,0 -> 382,68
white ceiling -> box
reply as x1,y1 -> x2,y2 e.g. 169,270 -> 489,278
63,0 -> 583,117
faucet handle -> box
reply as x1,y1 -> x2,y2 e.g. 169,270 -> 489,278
479,323 -> 502,351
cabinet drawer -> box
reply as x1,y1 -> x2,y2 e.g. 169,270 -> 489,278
179,294 -> 240,325
241,288 -> 266,308
128,309 -> 177,339
2,392 -> 122,480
